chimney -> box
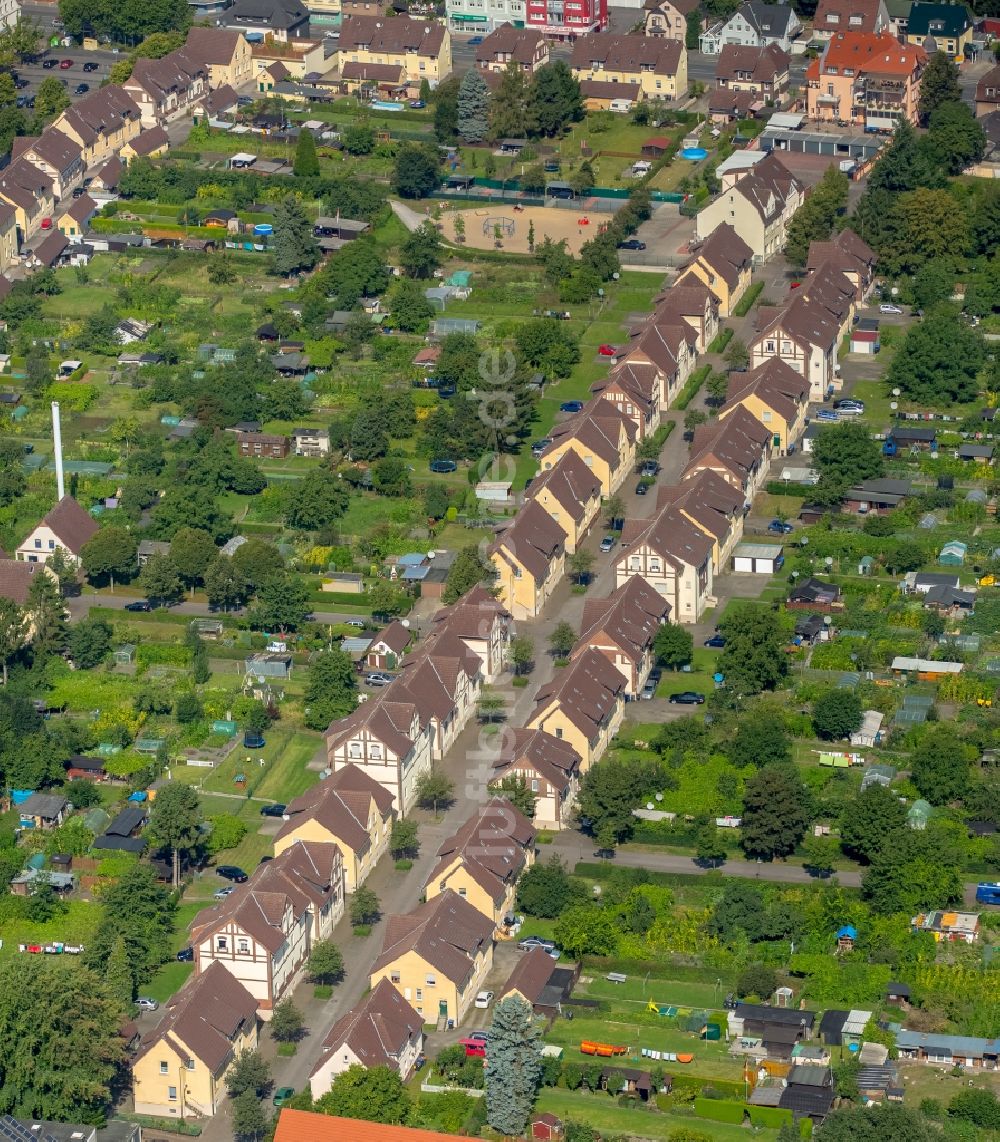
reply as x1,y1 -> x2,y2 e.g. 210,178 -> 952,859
51,401 -> 65,500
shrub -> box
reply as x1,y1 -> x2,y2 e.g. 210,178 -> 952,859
693,1098 -> 745,1125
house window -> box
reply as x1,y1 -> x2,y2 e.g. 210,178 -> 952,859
649,559 -> 661,573
237,940 -> 249,954
531,778 -> 539,791
168,1087 -> 178,1102
416,988 -> 423,1000
160,1061 -> 169,1075
370,745 -> 382,760
628,557 -> 640,571
217,937 -> 227,951
186,1059 -> 195,1070
33,538 -> 41,548
425,974 -> 436,985
555,727 -> 563,739
458,887 -> 467,897
765,340 -> 776,353
391,971 -> 401,983
48,540 -> 54,550
349,744 -> 362,758
761,411 -> 772,422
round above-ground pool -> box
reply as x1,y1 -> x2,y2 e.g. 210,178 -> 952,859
681,147 -> 708,160
254,224 -> 273,236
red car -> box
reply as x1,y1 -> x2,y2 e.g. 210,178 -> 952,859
598,344 -> 617,356
60,58 -> 73,68
460,1038 -> 486,1058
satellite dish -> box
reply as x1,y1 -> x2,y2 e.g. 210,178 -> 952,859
401,619 -> 411,628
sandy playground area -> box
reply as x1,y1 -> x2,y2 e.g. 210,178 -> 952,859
437,203 -> 615,256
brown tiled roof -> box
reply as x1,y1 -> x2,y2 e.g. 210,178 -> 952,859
545,402 -> 636,471
394,637 -> 480,727
571,32 -> 684,75
796,262 -> 856,320
372,620 -> 411,656
342,61 -> 404,83
654,280 -> 719,325
20,128 -> 83,172
64,192 -> 96,224
127,126 -> 170,157
58,86 -> 141,147
683,405 -> 772,488
432,586 -> 510,641
532,646 -> 625,740
618,319 -> 694,376
0,559 -> 52,605
94,156 -> 123,188
39,496 -> 99,554
499,946 -> 556,1004
724,356 -> 808,424
620,501 -> 715,572
490,499 -> 567,586
325,696 -> 420,762
655,468 -> 745,542
709,88 -> 760,115
135,961 -> 257,1073
814,0 -> 886,35
526,450 -> 602,526
30,229 -> 68,267
0,158 -> 52,211
184,26 -> 247,64
372,889 -> 494,986
492,726 -> 582,793
427,798 -> 534,907
976,63 -> 1000,105
339,14 -> 446,56
476,23 -> 546,65
715,42 -> 788,84
756,290 -> 840,353
734,151 -> 803,225
206,84 -> 239,116
580,79 -> 642,100
591,365 -> 658,414
313,978 -> 422,1078
277,763 -> 393,854
578,575 -> 672,665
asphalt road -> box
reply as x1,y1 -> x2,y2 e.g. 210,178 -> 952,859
64,591 -> 373,628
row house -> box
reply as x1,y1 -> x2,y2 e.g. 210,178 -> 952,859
184,27 -> 254,90
370,889 -> 495,1028
392,629 -> 483,760
539,401 -> 637,497
489,499 -> 567,620
490,726 -> 582,831
336,15 -> 453,88
695,151 -> 804,263
904,1 -> 973,58
682,222 -> 754,317
12,131 -> 84,200
54,86 -> 143,169
570,33 -> 688,102
616,502 -> 716,623
805,228 -> 877,302
713,42 -> 790,115
575,575 -> 671,697
190,841 -> 345,1014
525,450 -> 603,553
683,405 -> 773,501
310,979 -> 424,1100
591,353 -> 660,441
528,646 -> 625,771
58,192 -> 98,241
0,159 -> 54,245
475,24 -> 549,74
795,261 -> 859,336
275,762 -> 394,892
652,277 -> 720,352
325,694 -> 433,815
644,0 -> 702,41
425,798 -> 536,929
132,963 -> 258,1120
976,64 -> 1000,117
0,202 -> 16,276
721,356 -> 809,454
812,0 -> 890,39
749,290 -> 842,401
124,50 -> 209,128
431,584 -> 512,683
806,31 -> 926,129
655,469 -> 746,573
612,317 -> 696,409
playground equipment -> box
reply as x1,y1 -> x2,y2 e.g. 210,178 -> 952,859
647,1001 -> 678,1017
482,215 -> 515,236
580,1041 -> 627,1057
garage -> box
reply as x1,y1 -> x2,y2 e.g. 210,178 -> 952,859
733,542 -> 784,574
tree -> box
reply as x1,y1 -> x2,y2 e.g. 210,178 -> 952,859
918,51 -> 961,124
696,822 -> 727,867
706,369 -> 729,406
0,958 -> 124,1123
654,622 -> 693,670
724,337 -> 749,371
725,714 -> 790,769
400,221 -> 444,277
812,420 -> 884,501
272,195 -> 320,277
105,934 -> 134,1009
433,75 -> 459,142
67,615 -> 112,670
457,68 -> 489,142
684,407 -> 708,436
138,552 -> 183,605
887,307 -> 985,405
516,855 -> 579,918
350,886 -> 381,927
740,766 -> 811,859
802,833 -> 839,877
204,556 -> 248,612
308,940 -> 345,986
605,493 -> 625,529
813,688 -> 863,740
509,634 -> 534,676
442,545 -> 490,604
784,163 -> 849,265
717,604 -> 788,696
576,754 -> 665,843
926,100 -> 986,175
490,774 -> 536,820
147,781 -> 203,886
169,527 -> 217,589
26,569 -> 65,661
416,768 -> 454,813
317,1064 -> 410,1123
840,784 -> 907,863
303,650 -> 358,731
735,963 -> 777,1000
248,574 -> 310,632
568,548 -> 594,585
207,256 -> 236,285
949,1088 -> 1000,1128
388,277 -> 434,333
484,995 -> 541,1137
342,123 -> 375,154
861,831 -> 963,915
553,904 -> 619,958
232,1089 -> 267,1141
270,998 -> 303,1043
227,1048 -> 271,1098
0,598 -> 25,685
910,725 -> 972,804
685,8 -> 701,47
488,61 -> 529,141
80,526 -> 138,588
293,126 -> 319,178
394,144 -> 441,200
816,1103 -> 936,1142
550,621 -> 576,659
527,61 -> 583,137
33,75 -> 69,122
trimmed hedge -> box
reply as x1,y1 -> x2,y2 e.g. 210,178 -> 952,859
765,479 -> 818,497
748,1105 -> 793,1128
733,281 -> 765,317
674,364 -> 712,411
694,1097 -> 745,1124
707,327 -> 734,355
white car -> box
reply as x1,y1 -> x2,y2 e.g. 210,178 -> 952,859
474,991 -> 494,1009
137,997 -> 159,1012
879,303 -> 902,314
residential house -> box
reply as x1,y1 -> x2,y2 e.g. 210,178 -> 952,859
683,404 -> 773,500
805,229 -> 877,301
612,316 -> 697,408
654,278 -> 721,352
392,630 -> 482,760
475,24 -> 549,74
58,192 -> 97,241
812,0 -> 890,39
274,1112 -> 477,1142
236,431 -> 288,458
123,50 -> 209,128
713,43 -> 790,111
525,450 -> 603,553
337,15 -> 453,88
905,1 -> 973,57
26,228 -> 69,270
251,38 -> 327,81
500,947 -> 562,1013
309,980 -> 424,1100
590,364 -> 661,441
12,131 -> 84,200
700,1 -> 802,54
695,151 -> 804,263
184,27 -> 254,89
575,575 -> 671,696
275,763 -> 394,892
132,963 -> 258,1118
527,646 -> 625,771
431,584 -> 512,683
539,402 -> 637,497
52,87 -> 143,170
325,694 -> 434,816
490,727 -> 582,831
121,126 -> 171,162
0,159 -> 54,244
425,798 -> 536,928
976,64 -> 1000,117
911,910 -> 980,943
683,223 -> 754,316
845,477 -> 912,514
749,291 -> 842,401
720,356 -> 809,453
190,840 -> 345,1013
223,0 -> 311,40
806,32 -> 926,128
643,0 -> 702,42
489,499 -> 567,620
524,0 -> 607,40
570,34 -> 688,102
370,889 -> 495,1026
16,496 -> 98,567
0,202 -> 17,274
654,468 -> 746,572
367,621 -> 411,672
291,426 -> 331,456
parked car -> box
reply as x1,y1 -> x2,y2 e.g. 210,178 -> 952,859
365,672 -> 394,687
640,677 -> 657,700
815,408 -> 839,421
597,344 -> 617,356
408,99 -> 426,108
599,535 -> 617,553
214,886 -> 235,899
176,947 -> 194,962
73,83 -> 89,94
124,600 -> 153,612
71,185 -> 87,197
559,401 -> 584,413
83,61 -> 99,71
618,238 -> 646,250
517,935 -> 556,952
879,302 -> 902,314
704,633 -> 726,648
429,459 -> 457,473
669,691 -> 706,704
260,803 -> 286,817
469,1031 -> 489,1043
42,58 -> 58,68
767,519 -> 793,534
638,460 -> 660,477
531,438 -> 552,457
136,997 -> 159,1012
595,847 -> 616,859
834,399 -> 864,414
636,482 -> 649,496
13,76 -> 28,89
216,865 -> 248,883
474,990 -> 494,1009
273,1088 -> 295,1108
59,59 -> 73,68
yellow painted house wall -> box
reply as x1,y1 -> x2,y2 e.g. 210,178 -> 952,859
0,211 -> 17,274
529,488 -> 598,555
338,33 -> 453,84
528,707 -> 595,772
426,858 -> 508,926
684,256 -> 751,318
490,546 -> 565,621
571,52 -> 687,99
372,944 -> 493,1026
274,818 -> 365,893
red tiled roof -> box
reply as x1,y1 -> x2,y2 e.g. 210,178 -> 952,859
276,1111 -> 457,1142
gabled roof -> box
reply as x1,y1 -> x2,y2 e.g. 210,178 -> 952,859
64,192 -> 97,224
184,26 -> 247,64
427,798 -> 535,907
725,356 -> 809,423
127,126 -> 170,157
372,889 -> 495,985
16,128 -> 82,172
807,30 -> 926,80
526,449 -> 603,525
545,402 -> 636,472
578,575 -> 671,664
621,500 -> 716,571
372,620 -> 411,656
715,42 -> 789,83
33,496 -> 99,554
492,726 -> 582,792
689,223 -> 754,292
490,499 -> 567,586
906,1 -> 972,37
393,635 -> 481,726
570,32 -> 684,75
736,0 -> 800,38
0,158 -> 53,211
57,86 -> 141,149
0,559 -> 50,605
312,978 -> 422,1077
617,319 -> 694,376
432,585 -> 510,640
532,645 -> 625,740
654,280 -> 719,325
499,946 -> 557,1003
592,363 -> 659,414
31,229 -> 69,268
683,405 -> 771,488
277,763 -> 394,854
814,0 -> 886,35
655,468 -> 745,542
729,150 -> 803,227
476,23 -> 546,64
275,1111 -> 458,1142
339,13 -> 447,55
127,49 -> 206,103
325,696 -> 421,760
756,289 -> 841,354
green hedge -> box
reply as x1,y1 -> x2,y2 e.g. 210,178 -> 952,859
765,480 -> 818,497
674,365 -> 712,411
748,1105 -> 793,1128
707,327 -> 734,354
733,281 -> 765,317
694,1097 -> 745,1124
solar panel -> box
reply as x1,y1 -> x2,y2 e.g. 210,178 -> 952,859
0,1117 -> 59,1142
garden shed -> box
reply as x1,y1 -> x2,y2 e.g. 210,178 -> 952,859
733,542 -> 784,574
938,540 -> 967,566
245,652 -> 293,680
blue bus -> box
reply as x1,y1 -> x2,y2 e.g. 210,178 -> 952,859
975,883 -> 1000,905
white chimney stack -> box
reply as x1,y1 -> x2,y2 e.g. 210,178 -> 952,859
51,401 -> 65,501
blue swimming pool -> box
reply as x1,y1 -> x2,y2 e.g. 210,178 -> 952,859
371,100 -> 404,111
681,147 -> 709,161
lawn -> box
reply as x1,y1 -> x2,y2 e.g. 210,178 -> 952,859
0,900 -> 101,960
654,647 -> 718,699
584,975 -> 731,1009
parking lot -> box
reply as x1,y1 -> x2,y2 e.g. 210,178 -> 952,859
11,46 -> 120,110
